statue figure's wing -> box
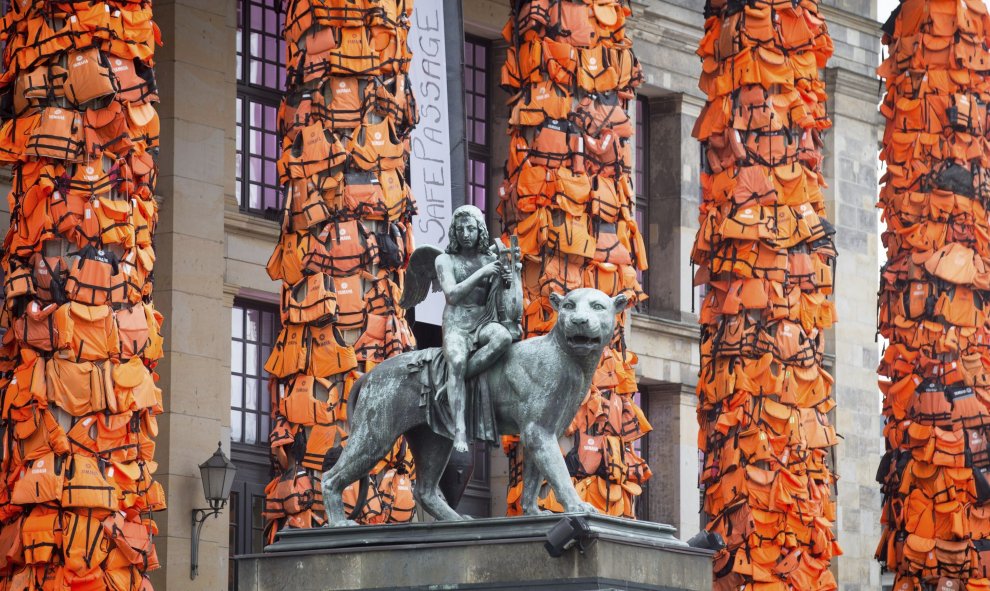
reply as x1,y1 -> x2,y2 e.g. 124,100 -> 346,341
399,245 -> 444,310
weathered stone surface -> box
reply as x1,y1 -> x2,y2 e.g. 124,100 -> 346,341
239,514 -> 711,591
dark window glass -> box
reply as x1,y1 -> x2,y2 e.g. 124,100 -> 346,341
464,36 -> 491,212
238,0 -> 285,91
228,491 -> 239,591
236,97 -> 281,213
634,98 -> 650,299
236,0 -> 284,215
230,301 -> 279,446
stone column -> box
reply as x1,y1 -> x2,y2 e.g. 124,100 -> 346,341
822,65 -> 884,591
643,383 -> 700,540
150,1 -> 237,589
644,94 -> 703,321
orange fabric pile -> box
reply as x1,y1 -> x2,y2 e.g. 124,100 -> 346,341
498,0 -> 651,517
264,0 -> 418,533
0,1 -> 165,589
692,0 -> 840,588
876,1 -> 990,589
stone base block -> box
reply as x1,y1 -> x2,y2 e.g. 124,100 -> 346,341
237,514 -> 712,591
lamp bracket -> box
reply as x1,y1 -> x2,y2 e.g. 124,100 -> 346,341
190,505 -> 225,580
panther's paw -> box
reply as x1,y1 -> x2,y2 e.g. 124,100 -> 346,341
522,506 -> 553,516
571,502 -> 599,514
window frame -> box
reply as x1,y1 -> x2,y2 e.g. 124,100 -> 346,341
464,35 -> 493,214
230,298 -> 280,451
235,0 -> 285,216
634,97 -> 651,303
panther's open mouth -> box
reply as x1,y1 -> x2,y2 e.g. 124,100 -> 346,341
566,334 -> 603,348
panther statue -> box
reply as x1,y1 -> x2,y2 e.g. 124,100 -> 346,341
321,288 -> 627,526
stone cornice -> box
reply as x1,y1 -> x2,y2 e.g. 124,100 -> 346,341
826,67 -> 884,125
821,4 -> 883,37
224,207 -> 280,243
631,311 -> 701,342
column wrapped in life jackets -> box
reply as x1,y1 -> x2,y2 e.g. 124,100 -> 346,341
266,0 -> 419,535
876,1 -> 990,589
693,0 -> 840,588
498,0 -> 651,518
0,1 -> 165,589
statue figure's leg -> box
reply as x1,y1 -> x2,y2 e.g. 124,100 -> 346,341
520,448 -> 546,515
521,424 -> 597,514
465,323 -> 512,378
322,417 -> 400,526
444,332 -> 471,453
405,424 -> 463,521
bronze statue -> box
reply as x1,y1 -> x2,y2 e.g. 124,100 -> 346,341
428,205 -> 516,452
321,210 -> 627,525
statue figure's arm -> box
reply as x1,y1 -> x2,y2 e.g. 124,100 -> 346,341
436,254 -> 499,306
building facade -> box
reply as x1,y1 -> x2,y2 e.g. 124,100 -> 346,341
0,1 -> 885,590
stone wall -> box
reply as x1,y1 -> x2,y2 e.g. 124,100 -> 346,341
151,1 -> 238,589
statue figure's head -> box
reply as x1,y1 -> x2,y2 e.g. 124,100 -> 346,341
446,205 -> 490,255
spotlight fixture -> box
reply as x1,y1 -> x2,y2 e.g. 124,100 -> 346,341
544,516 -> 592,558
686,530 -> 726,551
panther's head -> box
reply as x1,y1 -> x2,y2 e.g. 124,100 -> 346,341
549,289 -> 629,357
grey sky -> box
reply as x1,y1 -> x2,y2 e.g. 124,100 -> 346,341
878,0 -> 896,19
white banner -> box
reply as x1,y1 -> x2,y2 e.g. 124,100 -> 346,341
408,0 -> 453,325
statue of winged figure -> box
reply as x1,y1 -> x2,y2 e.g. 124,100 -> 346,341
399,205 -> 522,452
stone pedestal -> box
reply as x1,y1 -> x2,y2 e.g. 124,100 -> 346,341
237,514 -> 712,591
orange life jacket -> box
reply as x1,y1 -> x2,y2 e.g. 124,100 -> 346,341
528,118 -> 577,168
284,179 -> 330,232
332,273 -> 368,330
302,423 -> 348,471
54,302 -> 120,361
108,56 -> 157,106
547,211 -> 595,259
379,469 -> 415,523
584,128 -> 629,177
61,454 -> 116,510
64,48 -> 117,106
265,324 -> 308,379
540,252 -> 585,297
349,118 -> 405,172
112,358 -> 161,414
282,274 -> 337,325
590,176 -> 622,223
328,27 -> 380,76
46,357 -> 116,417
280,90 -> 329,145
21,507 -> 61,565
327,77 -> 365,129
502,40 -> 545,89
372,73 -> 417,131
62,508 -> 111,580
10,452 -> 64,505
577,45 -> 619,93
509,81 -> 571,127
65,246 -> 125,306
298,26 -> 339,83
279,375 -> 334,426
324,219 -> 378,276
280,121 -> 347,182
14,64 -> 66,116
102,513 -> 157,572
13,301 -> 59,352
115,305 -> 149,361
26,107 -> 85,162
307,323 -> 358,377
